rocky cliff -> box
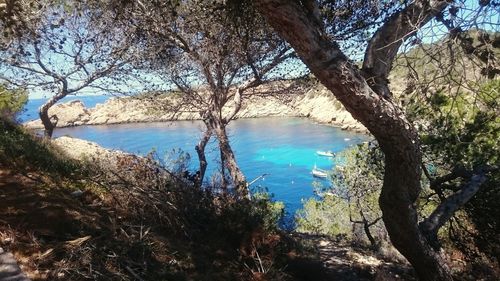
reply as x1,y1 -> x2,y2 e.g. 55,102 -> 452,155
53,136 -> 172,187
25,84 -> 367,133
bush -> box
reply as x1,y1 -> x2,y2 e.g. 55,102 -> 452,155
0,119 -> 81,176
0,84 -> 28,121
79,147 -> 294,280
295,142 -> 386,246
296,196 -> 351,238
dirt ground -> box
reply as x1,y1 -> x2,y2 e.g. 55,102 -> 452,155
0,168 -> 109,280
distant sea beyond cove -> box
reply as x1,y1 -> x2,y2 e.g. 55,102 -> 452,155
20,95 -> 110,122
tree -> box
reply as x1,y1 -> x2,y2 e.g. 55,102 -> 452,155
404,57 -> 499,259
118,0 -> 303,195
0,1 -> 138,137
392,19 -> 499,261
0,83 -> 27,120
0,0 -> 45,46
332,143 -> 385,248
297,143 -> 386,247
254,0 -> 497,280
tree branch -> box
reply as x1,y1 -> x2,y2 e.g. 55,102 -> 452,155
362,0 -> 450,98
419,166 -> 496,248
34,41 -> 63,81
430,165 -> 473,191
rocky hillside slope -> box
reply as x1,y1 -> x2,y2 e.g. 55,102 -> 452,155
25,84 -> 367,133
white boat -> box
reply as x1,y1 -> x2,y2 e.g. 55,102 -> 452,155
316,150 -> 335,157
312,166 -> 328,178
316,191 -> 335,197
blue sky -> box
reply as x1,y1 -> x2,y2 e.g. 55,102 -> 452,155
24,0 -> 499,100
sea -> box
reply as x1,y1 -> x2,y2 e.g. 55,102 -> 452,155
21,96 -> 369,221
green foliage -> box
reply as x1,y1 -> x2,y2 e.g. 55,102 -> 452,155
296,143 -> 385,243
296,196 -> 351,237
330,142 -> 384,196
415,79 -> 499,168
0,119 -> 81,176
392,29 -> 499,267
251,191 -> 285,231
406,78 -> 500,261
0,84 -> 28,120
163,148 -> 192,175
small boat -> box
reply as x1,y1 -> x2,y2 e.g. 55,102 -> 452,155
316,191 -> 335,198
312,165 -> 328,178
316,150 -> 335,157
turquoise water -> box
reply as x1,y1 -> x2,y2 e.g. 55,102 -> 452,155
52,117 -> 368,218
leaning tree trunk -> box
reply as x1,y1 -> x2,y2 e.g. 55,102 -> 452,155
213,124 -> 247,198
195,127 -> 212,187
39,104 -> 56,138
39,91 -> 66,138
255,1 -> 453,280
219,147 -> 228,190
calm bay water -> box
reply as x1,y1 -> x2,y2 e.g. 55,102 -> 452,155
53,117 -> 368,217
22,96 -> 368,218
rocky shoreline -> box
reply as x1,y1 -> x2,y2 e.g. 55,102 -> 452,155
54,136 -> 173,187
25,85 -> 367,133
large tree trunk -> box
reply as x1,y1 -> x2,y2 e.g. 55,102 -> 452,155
381,154 -> 451,280
255,1 -> 452,280
213,124 -> 247,198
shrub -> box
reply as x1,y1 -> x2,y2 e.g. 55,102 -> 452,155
0,119 -> 81,176
296,196 -> 351,238
0,84 -> 28,121
295,143 -> 385,246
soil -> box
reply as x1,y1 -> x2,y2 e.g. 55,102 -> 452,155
287,233 -> 416,281
0,168 -> 108,280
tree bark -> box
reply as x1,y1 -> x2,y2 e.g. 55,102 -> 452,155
255,1 -> 453,280
363,220 -> 377,248
38,90 -> 67,138
361,0 -> 449,98
213,124 -> 247,198
195,127 -> 212,187
39,104 -> 56,138
219,147 -> 228,190
358,209 -> 379,248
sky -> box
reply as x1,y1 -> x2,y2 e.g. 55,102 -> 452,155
20,0 -> 500,100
